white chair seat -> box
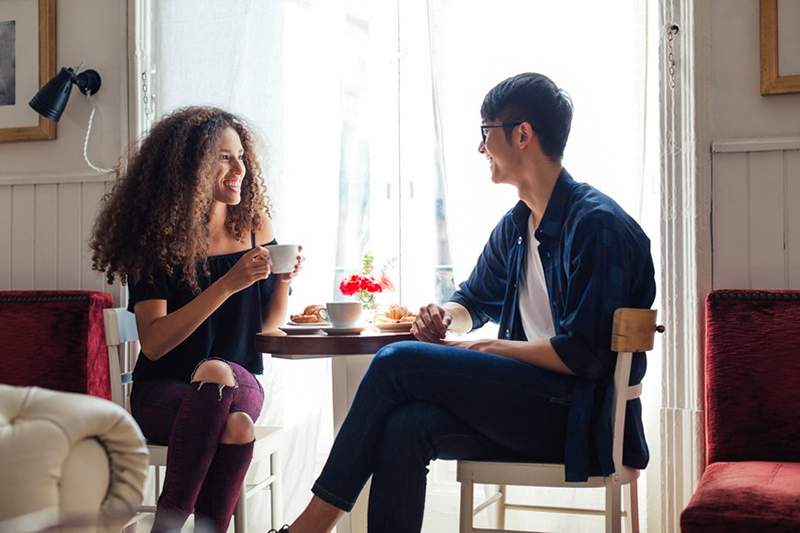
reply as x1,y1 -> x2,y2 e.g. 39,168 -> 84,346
458,461 -> 640,488
146,426 -> 283,467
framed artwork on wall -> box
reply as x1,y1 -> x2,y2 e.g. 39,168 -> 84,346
0,0 -> 56,142
760,0 -> 800,95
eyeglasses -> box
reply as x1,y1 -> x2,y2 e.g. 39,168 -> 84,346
480,121 -> 523,144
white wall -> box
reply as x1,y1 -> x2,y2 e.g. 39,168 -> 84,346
709,0 -> 800,289
0,0 -> 127,300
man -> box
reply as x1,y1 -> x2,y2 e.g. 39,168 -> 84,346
284,72 -> 655,533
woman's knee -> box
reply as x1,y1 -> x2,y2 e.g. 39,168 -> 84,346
191,359 -> 236,386
220,411 -> 255,444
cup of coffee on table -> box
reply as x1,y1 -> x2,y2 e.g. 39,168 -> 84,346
318,302 -> 362,327
265,244 -> 300,274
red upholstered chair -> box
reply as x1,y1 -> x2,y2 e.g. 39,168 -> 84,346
681,290 -> 800,532
0,291 -> 113,400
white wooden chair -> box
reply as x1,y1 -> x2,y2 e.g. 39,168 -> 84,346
457,308 -> 663,533
103,307 -> 285,532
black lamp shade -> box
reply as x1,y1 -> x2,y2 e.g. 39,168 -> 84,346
29,67 -> 102,122
29,67 -> 74,121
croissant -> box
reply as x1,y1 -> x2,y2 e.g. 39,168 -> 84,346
375,304 -> 416,324
386,304 -> 412,320
291,304 -> 326,323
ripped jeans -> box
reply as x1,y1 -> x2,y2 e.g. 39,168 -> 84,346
131,358 -> 264,532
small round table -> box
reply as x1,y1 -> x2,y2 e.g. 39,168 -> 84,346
255,329 -> 416,533
254,330 -> 415,358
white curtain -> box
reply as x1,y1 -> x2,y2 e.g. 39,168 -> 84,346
151,0 -> 660,530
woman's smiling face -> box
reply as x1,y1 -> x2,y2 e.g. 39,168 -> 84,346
210,126 -> 246,205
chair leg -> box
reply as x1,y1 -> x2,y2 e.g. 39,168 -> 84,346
234,478 -> 247,533
624,479 -> 639,533
270,450 -> 284,529
496,484 -> 506,530
605,479 -> 622,533
459,479 -> 474,533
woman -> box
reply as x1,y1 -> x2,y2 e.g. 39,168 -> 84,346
91,106 -> 300,533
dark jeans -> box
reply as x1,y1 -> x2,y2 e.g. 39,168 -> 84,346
131,358 -> 264,533
312,341 -> 573,533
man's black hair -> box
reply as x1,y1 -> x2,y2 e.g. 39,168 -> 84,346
481,73 -> 573,160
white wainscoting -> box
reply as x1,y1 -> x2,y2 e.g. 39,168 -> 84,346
712,137 -> 800,289
0,174 -> 119,300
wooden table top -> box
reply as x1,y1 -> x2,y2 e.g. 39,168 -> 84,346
255,330 -> 416,359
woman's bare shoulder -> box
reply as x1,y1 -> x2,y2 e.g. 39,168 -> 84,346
255,215 -> 275,245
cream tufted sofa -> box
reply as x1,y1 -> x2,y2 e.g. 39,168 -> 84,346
0,385 -> 149,532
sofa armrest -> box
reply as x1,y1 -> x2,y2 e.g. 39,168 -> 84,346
0,384 -> 149,532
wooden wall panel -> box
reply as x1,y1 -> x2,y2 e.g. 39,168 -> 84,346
34,184 -> 59,288
747,152 -> 785,288
787,150 -> 800,287
712,152 -> 749,288
0,177 -> 117,295
57,183 -> 83,289
11,186 -> 35,290
712,141 -> 800,290
0,187 -> 10,288
80,182 -> 109,293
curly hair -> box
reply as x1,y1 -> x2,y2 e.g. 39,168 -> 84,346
90,106 -> 271,293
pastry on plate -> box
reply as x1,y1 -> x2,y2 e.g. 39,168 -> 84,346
290,304 -> 326,324
374,304 -> 416,324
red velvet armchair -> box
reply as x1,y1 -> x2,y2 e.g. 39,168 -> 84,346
0,291 -> 113,399
681,290 -> 800,532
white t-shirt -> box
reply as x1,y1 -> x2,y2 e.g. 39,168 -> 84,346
518,214 -> 555,340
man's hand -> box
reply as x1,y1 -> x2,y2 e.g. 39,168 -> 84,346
411,303 -> 453,343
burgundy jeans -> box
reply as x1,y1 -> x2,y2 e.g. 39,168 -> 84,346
131,359 -> 265,533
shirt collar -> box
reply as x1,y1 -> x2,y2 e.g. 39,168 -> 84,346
510,168 -> 576,241
535,168 -> 576,242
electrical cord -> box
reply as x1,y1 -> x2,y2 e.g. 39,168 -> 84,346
83,93 -> 114,174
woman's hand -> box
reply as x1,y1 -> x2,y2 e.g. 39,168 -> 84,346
411,303 -> 453,343
219,246 -> 271,294
274,245 -> 304,284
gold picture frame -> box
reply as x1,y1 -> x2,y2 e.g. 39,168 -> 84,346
760,0 -> 800,95
0,0 -> 56,142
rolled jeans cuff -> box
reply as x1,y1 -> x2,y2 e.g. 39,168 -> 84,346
311,482 -> 354,512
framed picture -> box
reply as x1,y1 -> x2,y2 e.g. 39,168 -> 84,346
760,0 -> 800,95
0,0 -> 56,142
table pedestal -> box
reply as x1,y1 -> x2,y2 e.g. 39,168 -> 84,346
331,354 -> 372,533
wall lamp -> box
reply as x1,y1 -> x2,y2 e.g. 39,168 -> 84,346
29,66 -> 112,173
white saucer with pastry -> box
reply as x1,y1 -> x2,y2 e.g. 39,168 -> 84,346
373,304 -> 416,332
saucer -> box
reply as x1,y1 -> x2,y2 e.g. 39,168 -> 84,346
287,320 -> 330,327
279,323 -> 327,335
374,321 -> 413,332
321,325 -> 366,336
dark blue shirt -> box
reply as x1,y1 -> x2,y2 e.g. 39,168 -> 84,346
450,169 -> 655,481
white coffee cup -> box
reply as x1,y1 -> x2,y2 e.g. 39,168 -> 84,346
266,244 -> 300,274
318,301 -> 362,327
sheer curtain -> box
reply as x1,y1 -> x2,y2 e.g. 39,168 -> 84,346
150,0 -> 659,530
153,0 -> 352,525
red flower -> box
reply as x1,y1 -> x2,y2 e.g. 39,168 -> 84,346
339,273 -> 383,297
339,275 -> 361,296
